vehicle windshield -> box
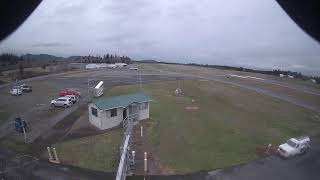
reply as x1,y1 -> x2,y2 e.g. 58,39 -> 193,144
287,140 -> 297,148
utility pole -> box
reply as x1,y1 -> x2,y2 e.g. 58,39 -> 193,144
22,120 -> 27,143
87,75 -> 90,101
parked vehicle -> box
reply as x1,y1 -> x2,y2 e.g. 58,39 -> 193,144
59,89 -> 81,97
51,97 -> 73,108
278,136 -> 310,158
20,84 -> 32,92
64,95 -> 78,104
10,86 -> 22,96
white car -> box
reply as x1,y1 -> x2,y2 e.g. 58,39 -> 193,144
278,136 -> 310,158
51,97 -> 73,108
64,95 -> 78,104
10,86 -> 22,96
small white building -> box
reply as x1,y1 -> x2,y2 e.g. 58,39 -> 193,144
310,79 -> 316,83
88,93 -> 151,130
288,75 -> 294,78
279,74 -> 285,78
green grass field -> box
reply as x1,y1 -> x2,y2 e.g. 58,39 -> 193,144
53,128 -> 122,172
54,80 -> 320,173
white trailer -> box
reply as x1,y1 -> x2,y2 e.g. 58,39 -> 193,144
94,81 -> 104,97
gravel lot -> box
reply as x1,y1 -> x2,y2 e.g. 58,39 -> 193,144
0,66 -> 190,143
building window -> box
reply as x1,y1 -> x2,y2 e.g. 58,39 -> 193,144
110,108 -> 117,117
91,107 -> 98,117
140,102 -> 148,110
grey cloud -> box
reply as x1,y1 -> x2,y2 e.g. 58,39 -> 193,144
0,0 -> 320,75
32,42 -> 71,47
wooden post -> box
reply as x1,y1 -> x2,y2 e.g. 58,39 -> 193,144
53,148 -> 60,163
47,147 -> 53,161
48,147 -> 60,164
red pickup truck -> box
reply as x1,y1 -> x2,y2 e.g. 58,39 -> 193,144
59,89 -> 81,97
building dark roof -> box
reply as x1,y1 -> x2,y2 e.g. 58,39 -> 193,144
93,92 -> 151,110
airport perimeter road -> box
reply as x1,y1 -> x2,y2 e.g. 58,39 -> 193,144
206,137 -> 320,180
2,138 -> 319,180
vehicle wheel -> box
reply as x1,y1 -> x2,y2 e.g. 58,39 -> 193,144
64,104 -> 68,108
51,103 -> 55,107
301,147 -> 309,154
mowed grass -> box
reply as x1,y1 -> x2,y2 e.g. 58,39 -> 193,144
106,80 -> 320,173
53,128 -> 122,172
53,80 -> 320,173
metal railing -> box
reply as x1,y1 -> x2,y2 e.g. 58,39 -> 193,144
115,108 -> 138,180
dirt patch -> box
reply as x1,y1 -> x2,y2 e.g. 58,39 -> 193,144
54,105 -> 87,129
132,120 -> 175,175
256,145 -> 278,157
185,106 -> 199,111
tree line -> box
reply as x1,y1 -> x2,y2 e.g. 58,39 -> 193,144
187,63 -> 320,84
0,53 -> 28,78
73,53 -> 132,64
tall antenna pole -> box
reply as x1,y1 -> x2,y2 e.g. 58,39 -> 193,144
139,71 -> 142,89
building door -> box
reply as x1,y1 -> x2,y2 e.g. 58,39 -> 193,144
123,108 -> 127,120
128,104 -> 139,121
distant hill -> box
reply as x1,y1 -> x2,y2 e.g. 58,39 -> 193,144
22,54 -> 65,62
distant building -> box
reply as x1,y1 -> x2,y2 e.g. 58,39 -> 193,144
68,63 -> 86,69
279,74 -> 285,78
88,93 -> 151,130
310,79 -> 316,83
85,64 -> 99,69
106,64 -> 117,68
115,63 -> 127,67
97,63 -> 108,68
288,75 -> 294,78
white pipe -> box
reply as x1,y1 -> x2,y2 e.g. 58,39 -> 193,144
141,126 -> 143,137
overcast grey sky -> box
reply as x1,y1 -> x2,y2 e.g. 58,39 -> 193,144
0,0 -> 320,75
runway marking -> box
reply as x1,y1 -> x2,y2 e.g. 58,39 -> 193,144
229,74 -> 265,80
